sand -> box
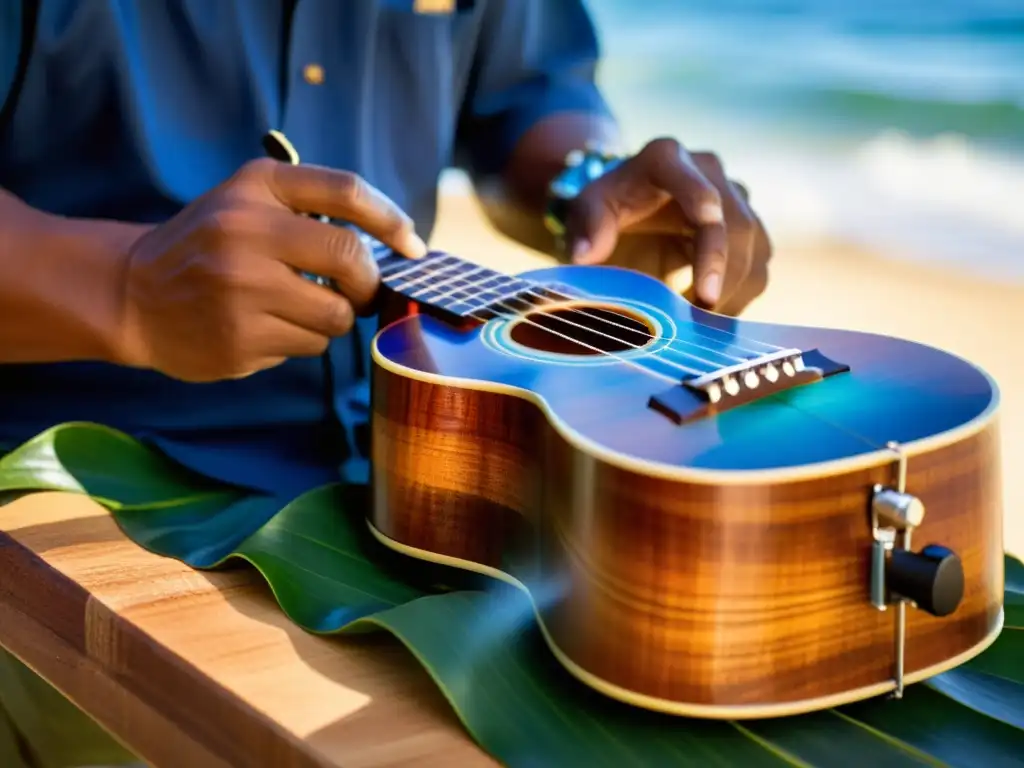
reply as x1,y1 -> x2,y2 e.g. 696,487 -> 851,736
429,192 -> 1023,556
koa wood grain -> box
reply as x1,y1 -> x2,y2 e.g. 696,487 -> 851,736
368,262 -> 1004,718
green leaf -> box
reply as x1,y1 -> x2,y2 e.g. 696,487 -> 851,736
927,667 -> 1024,729
1003,556 -> 1024,629
0,422 -> 229,509
230,485 -> 427,629
116,493 -> 282,568
964,628 -> 1024,684
839,683 -> 1024,767
2,423 -> 1023,768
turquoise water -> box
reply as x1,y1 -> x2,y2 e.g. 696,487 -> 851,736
583,0 -> 1024,277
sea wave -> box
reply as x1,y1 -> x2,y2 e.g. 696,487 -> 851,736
789,89 -> 1024,143
691,131 -> 1024,278
591,0 -> 1024,142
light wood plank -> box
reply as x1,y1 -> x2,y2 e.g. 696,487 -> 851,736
0,492 -> 497,768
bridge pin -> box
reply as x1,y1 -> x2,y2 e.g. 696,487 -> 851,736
743,371 -> 760,389
763,364 -> 779,383
782,361 -> 796,377
723,376 -> 741,396
793,357 -> 806,372
706,383 -> 722,404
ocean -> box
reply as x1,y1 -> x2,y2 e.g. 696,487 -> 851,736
455,0 -> 1024,279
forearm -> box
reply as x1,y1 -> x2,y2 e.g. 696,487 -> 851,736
0,189 -> 148,364
474,112 -> 622,256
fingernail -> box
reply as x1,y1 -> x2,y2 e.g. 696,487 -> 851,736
701,272 -> 722,305
698,202 -> 724,224
571,238 -> 593,264
402,232 -> 428,260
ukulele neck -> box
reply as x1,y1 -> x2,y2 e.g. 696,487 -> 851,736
372,244 -> 559,321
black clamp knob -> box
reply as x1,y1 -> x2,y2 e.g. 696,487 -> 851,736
886,544 -> 965,617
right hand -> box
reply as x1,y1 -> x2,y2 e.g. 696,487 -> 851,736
117,158 -> 427,382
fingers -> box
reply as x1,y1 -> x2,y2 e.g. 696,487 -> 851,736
262,266 -> 358,337
213,315 -> 331,381
250,314 -> 332,359
265,265 -> 359,338
690,153 -> 757,312
564,186 -> 622,265
263,213 -> 382,312
641,139 -> 725,226
566,137 -> 726,273
718,212 -> 772,316
241,158 -> 428,259
635,140 -> 729,307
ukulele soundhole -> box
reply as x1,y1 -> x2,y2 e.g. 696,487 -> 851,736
508,304 -> 654,356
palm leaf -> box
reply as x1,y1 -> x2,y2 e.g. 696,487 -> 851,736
2,423 -> 1022,767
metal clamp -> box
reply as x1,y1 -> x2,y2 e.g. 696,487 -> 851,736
869,441 -> 925,699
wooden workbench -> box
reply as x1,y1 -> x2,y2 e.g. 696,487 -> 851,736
0,491 -> 497,768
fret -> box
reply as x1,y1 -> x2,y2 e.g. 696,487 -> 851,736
376,250 -> 414,276
406,265 -> 491,302
421,272 -> 515,305
376,248 -> 450,278
447,278 -> 538,314
306,224 -> 566,320
452,287 -> 529,315
370,245 -> 553,319
388,258 -> 467,293
382,254 -> 461,285
441,277 -> 523,311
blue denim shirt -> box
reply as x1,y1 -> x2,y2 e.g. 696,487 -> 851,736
0,0 -> 611,497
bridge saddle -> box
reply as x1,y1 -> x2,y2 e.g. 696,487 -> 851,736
647,347 -> 850,425
682,348 -> 818,404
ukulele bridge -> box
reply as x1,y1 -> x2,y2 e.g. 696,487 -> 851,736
648,348 -> 851,425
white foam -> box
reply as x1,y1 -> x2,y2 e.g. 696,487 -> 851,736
856,131 -> 1024,236
721,131 -> 1024,278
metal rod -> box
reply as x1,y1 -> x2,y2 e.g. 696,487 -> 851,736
887,441 -> 909,699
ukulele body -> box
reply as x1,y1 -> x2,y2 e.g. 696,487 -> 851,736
368,263 -> 1003,719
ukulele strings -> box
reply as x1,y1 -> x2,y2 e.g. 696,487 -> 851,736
381,256 -> 787,362
495,285 -> 754,366
468,298 -> 707,377
517,281 -> 787,355
395,270 -> 757,378
469,301 -> 683,384
383,259 -> 706,378
382,258 -> 786,376
380,256 -> 706,381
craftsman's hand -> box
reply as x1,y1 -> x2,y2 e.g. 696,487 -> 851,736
563,138 -> 772,316
118,158 -> 427,382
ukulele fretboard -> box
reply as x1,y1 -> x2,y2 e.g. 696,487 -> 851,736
375,248 -> 563,319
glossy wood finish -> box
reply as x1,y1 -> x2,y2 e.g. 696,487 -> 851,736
370,264 -> 1004,716
0,493 -> 495,768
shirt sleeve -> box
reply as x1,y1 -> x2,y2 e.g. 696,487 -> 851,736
455,0 -> 616,178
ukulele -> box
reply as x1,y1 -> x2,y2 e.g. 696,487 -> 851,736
263,132 -> 1004,720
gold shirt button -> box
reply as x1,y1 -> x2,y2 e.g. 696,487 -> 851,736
303,63 -> 325,85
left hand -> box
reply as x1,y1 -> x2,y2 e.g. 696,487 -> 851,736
562,137 -> 772,316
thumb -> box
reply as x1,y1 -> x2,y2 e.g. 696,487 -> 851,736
563,192 -> 620,265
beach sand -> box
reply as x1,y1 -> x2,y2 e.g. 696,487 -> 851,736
430,192 -> 1023,556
